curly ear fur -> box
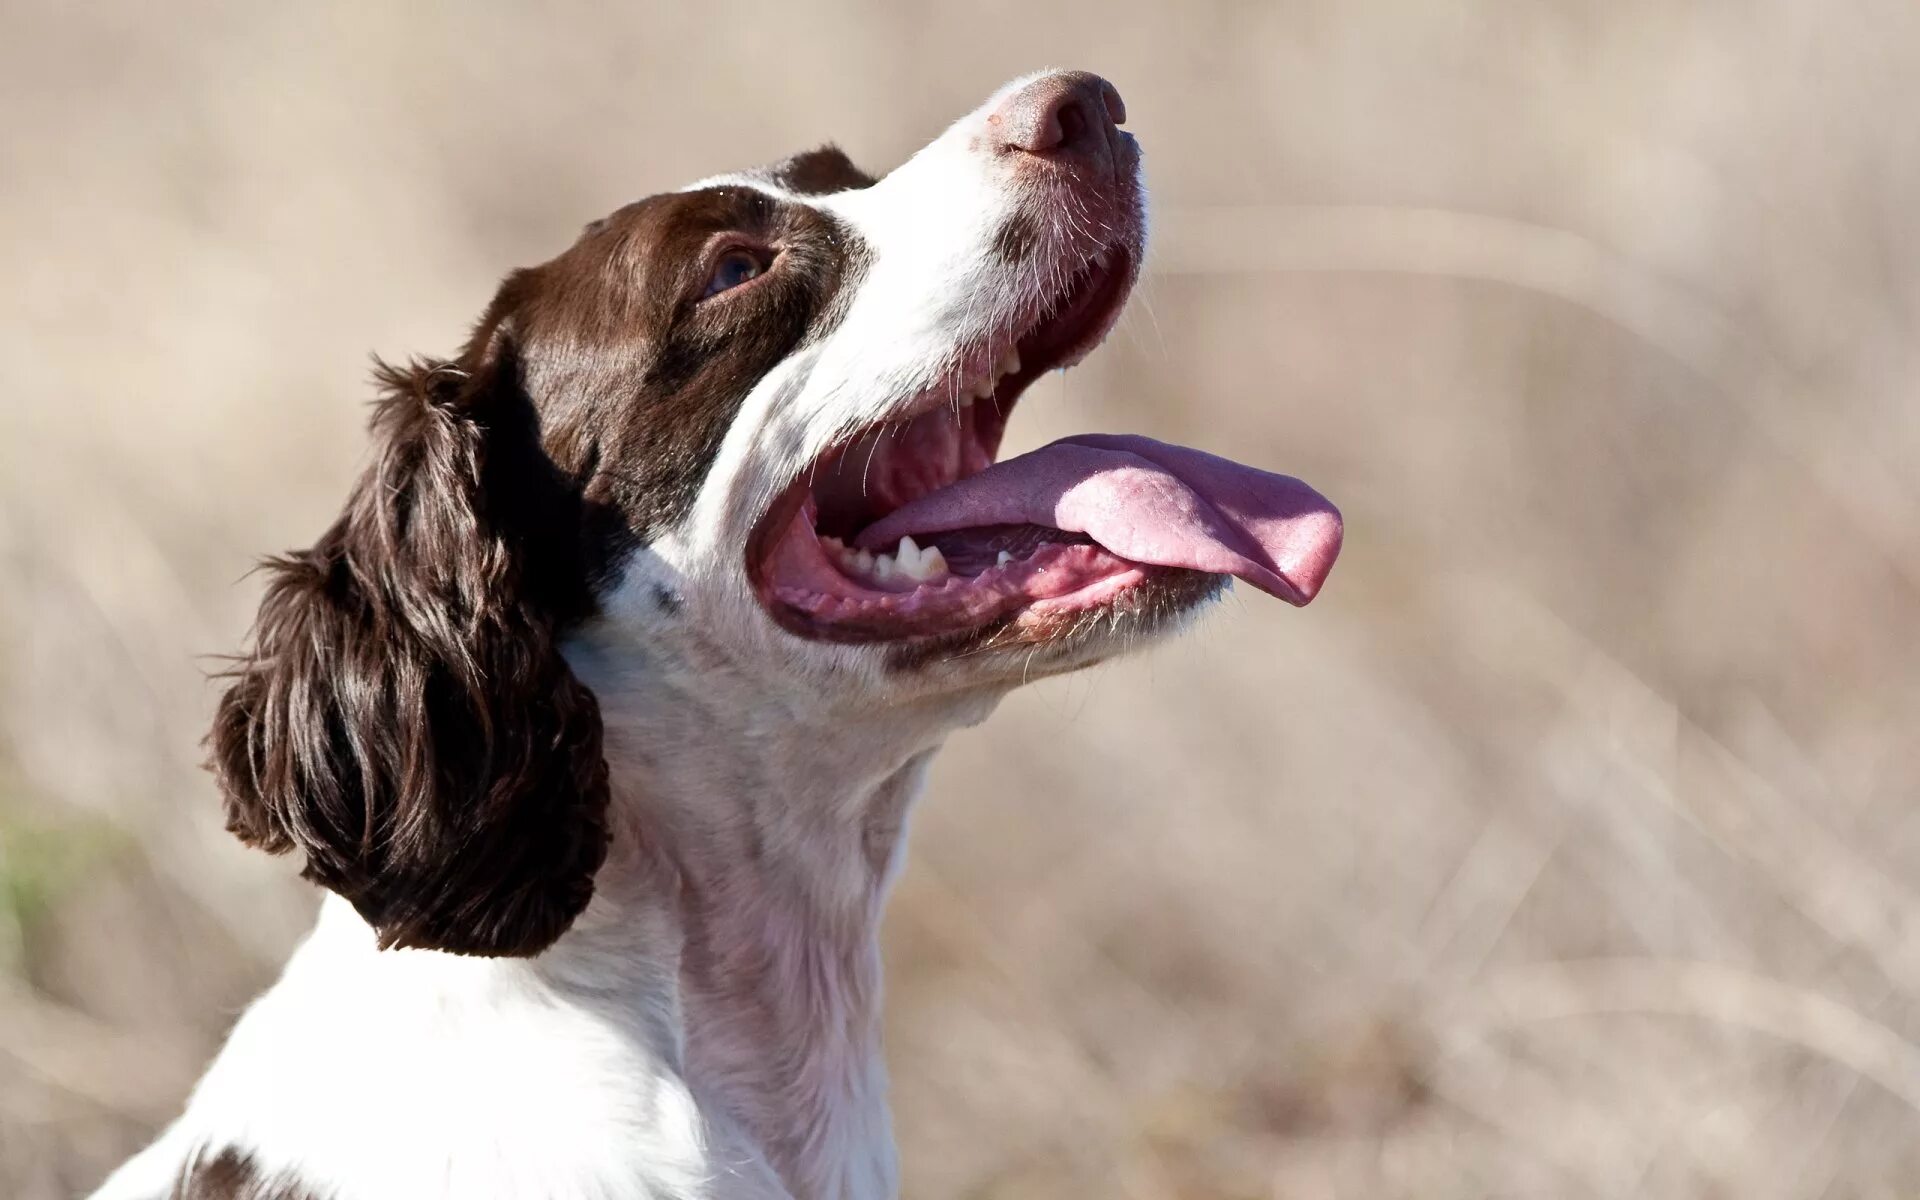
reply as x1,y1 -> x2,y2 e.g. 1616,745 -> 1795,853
209,347 -> 609,956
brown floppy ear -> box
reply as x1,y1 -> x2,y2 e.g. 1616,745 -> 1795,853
209,336 -> 609,956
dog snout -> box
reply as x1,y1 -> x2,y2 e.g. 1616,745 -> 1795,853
988,70 -> 1127,171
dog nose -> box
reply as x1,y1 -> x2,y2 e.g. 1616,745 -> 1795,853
990,71 -> 1127,162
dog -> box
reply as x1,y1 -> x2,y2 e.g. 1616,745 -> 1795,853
91,69 -> 1342,1200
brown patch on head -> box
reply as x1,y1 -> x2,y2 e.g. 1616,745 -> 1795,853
764,144 -> 877,195
174,1147 -> 322,1199
209,180 -> 870,957
480,184 -> 864,578
991,211 -> 1041,266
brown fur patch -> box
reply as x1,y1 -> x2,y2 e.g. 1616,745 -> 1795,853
173,1147 -> 320,1199
209,181 -> 865,955
991,211 -> 1041,265
210,354 -> 610,957
765,144 -> 877,195
499,184 -> 862,571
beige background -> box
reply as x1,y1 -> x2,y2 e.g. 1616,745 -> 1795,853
6,2 -> 1920,1196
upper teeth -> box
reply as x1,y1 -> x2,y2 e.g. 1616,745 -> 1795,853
959,347 -> 1023,407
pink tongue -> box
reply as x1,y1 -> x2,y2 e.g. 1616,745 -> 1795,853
854,434 -> 1343,605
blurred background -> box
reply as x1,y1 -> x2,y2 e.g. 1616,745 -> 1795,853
6,2 -> 1920,1196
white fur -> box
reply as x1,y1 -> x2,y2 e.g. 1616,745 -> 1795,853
95,72 -> 1158,1200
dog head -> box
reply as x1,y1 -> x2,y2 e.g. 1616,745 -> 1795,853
209,71 -> 1343,956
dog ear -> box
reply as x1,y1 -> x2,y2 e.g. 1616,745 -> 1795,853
208,332 -> 610,957
767,144 -> 878,195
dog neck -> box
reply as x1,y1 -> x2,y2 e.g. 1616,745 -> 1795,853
553,628 -> 998,1199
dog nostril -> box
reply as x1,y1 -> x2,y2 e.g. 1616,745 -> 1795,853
1054,99 -> 1088,151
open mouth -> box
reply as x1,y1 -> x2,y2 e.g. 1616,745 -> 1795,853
748,244 -> 1344,646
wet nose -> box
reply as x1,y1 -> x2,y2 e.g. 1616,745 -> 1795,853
988,71 -> 1127,164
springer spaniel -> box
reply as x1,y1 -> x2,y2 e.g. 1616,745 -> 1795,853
92,70 -> 1342,1200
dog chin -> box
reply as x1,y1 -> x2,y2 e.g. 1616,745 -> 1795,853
866,568 -> 1230,688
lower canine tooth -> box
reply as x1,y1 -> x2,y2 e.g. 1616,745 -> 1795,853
996,550 -> 1014,567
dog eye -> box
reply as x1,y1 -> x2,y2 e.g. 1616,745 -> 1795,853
701,248 -> 770,299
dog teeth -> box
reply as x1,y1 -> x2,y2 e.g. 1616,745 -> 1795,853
954,347 -> 1026,411
840,536 -> 947,585
1092,249 -> 1110,269
830,541 -> 876,573
996,550 -> 1014,567
889,535 -> 949,582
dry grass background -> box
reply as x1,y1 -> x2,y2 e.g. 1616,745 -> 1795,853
5,1 -> 1920,1196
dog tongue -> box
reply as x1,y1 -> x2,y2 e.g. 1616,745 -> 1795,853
854,433 -> 1343,604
